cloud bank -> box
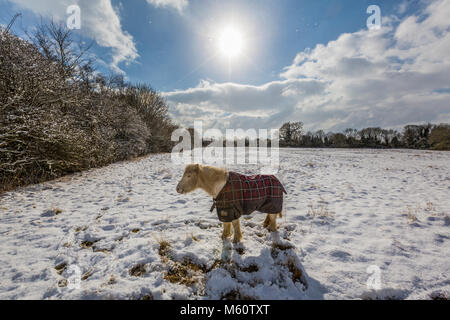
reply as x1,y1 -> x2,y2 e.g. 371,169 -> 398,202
165,0 -> 450,132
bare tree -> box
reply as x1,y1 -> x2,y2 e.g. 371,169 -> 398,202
30,19 -> 94,83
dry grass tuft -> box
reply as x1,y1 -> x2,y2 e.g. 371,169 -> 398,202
272,242 -> 295,251
287,258 -> 305,285
75,226 -> 88,233
81,269 -> 94,281
93,246 -> 111,254
129,264 -> 146,277
163,259 -> 205,286
156,238 -> 223,291
55,262 -> 67,275
307,202 -> 335,219
158,240 -> 172,258
221,290 -> 256,300
80,240 -> 99,249
58,279 -> 68,287
239,264 -> 259,273
404,206 -> 419,223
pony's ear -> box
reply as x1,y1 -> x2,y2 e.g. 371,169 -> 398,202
194,164 -> 200,172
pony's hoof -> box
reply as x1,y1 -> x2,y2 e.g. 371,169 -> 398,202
232,236 -> 242,243
222,233 -> 231,240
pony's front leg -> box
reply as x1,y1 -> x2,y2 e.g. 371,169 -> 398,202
222,222 -> 232,240
232,219 -> 242,243
263,214 -> 270,228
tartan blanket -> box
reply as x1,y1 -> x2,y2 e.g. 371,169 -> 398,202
210,171 -> 287,223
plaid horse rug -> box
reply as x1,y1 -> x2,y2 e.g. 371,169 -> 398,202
210,171 -> 287,223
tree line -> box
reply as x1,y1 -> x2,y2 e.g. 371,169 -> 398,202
279,122 -> 450,150
0,21 -> 176,193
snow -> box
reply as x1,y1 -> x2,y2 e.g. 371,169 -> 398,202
0,149 -> 449,300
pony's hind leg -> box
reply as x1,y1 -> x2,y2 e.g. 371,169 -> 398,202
263,214 -> 271,228
268,213 -> 279,232
232,219 -> 243,243
264,213 -> 279,231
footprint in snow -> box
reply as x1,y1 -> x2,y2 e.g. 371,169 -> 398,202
434,234 -> 449,244
329,250 -> 352,261
444,216 -> 450,226
101,225 -> 115,231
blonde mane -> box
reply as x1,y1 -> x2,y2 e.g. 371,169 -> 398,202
196,165 -> 228,198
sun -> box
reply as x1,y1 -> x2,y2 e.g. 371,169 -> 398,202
218,26 -> 244,59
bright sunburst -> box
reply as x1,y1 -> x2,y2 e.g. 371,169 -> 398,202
218,25 -> 244,59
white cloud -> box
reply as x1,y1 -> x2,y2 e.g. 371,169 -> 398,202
166,79 -> 326,112
166,0 -> 450,132
146,0 -> 188,13
164,79 -> 327,131
8,0 -> 138,73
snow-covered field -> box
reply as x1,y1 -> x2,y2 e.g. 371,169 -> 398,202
0,149 -> 449,300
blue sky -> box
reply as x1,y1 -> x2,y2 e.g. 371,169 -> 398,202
123,0 -> 405,91
1,0 -> 449,132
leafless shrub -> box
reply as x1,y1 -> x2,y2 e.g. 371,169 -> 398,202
0,24 -> 176,193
